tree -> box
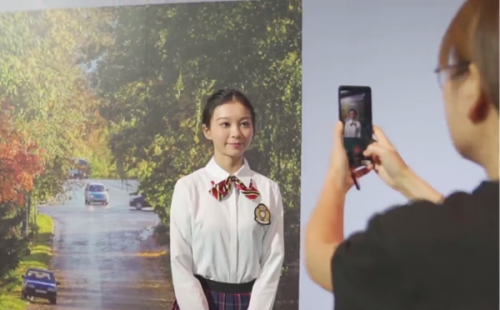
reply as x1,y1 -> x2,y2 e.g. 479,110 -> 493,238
0,8 -> 116,205
0,103 -> 44,205
0,201 -> 27,280
0,8 -> 116,284
0,102 -> 43,279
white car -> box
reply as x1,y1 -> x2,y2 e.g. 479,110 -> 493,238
84,183 -> 109,205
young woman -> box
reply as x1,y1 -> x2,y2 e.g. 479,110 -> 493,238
343,109 -> 361,138
305,0 -> 498,309
170,89 -> 285,310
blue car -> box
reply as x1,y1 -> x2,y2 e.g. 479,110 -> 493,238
21,268 -> 60,304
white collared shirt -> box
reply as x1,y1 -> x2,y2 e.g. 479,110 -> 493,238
344,119 -> 361,138
170,158 -> 285,310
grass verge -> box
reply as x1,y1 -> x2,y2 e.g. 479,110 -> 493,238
0,214 -> 54,310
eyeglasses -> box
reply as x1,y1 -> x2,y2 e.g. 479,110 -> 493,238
434,63 -> 470,87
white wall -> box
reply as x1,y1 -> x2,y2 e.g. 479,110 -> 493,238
300,0 -> 485,309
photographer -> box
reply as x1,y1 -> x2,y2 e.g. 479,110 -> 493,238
304,0 -> 499,309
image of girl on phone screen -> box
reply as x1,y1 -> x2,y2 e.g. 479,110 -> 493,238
344,109 -> 362,138
170,89 -> 285,310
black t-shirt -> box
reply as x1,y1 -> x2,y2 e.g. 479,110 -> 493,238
332,181 -> 499,310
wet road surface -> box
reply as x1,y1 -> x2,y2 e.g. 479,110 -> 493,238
28,179 -> 175,310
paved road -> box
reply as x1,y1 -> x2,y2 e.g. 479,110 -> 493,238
28,179 -> 175,310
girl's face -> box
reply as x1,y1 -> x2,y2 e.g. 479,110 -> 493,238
202,101 -> 254,159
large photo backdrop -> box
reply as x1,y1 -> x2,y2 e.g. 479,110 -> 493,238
0,1 -> 301,309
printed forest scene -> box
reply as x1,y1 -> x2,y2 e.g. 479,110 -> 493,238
0,1 -> 301,309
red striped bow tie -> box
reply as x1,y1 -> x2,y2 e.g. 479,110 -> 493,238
209,176 -> 260,201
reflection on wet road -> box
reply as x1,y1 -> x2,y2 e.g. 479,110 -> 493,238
28,180 -> 174,310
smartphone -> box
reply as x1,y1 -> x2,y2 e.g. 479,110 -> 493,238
338,85 -> 373,168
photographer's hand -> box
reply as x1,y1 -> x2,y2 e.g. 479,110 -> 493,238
328,121 -> 371,193
304,121 -> 372,293
363,126 -> 444,204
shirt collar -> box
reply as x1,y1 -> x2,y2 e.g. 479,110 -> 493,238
206,157 -> 253,187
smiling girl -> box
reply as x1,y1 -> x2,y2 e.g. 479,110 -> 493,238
170,89 -> 285,310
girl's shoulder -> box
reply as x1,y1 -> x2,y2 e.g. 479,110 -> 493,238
175,167 -> 211,191
251,172 -> 281,196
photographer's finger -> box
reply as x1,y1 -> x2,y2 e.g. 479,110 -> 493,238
373,125 -> 394,148
354,166 -> 371,179
364,162 -> 374,171
363,143 -> 387,158
334,121 -> 345,148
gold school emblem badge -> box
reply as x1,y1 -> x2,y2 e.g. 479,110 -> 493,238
254,203 -> 271,226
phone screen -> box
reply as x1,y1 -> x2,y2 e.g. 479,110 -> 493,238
338,86 -> 373,168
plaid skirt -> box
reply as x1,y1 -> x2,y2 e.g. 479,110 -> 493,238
172,275 -> 254,310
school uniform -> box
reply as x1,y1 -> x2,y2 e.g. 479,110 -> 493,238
332,180 -> 499,310
344,119 -> 361,138
170,157 -> 285,310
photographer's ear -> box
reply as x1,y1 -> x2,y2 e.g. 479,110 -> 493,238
464,64 -> 489,123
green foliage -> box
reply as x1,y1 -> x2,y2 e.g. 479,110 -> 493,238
87,148 -> 117,179
0,202 -> 28,280
0,8 -> 117,202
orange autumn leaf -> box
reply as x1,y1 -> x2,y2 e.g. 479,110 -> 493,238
0,103 -> 44,205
